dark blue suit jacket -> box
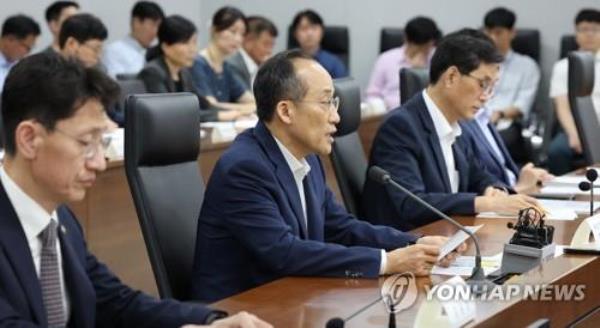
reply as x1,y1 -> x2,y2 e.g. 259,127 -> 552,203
362,93 -> 504,231
191,121 -> 417,302
0,183 -> 214,327
461,119 -> 519,186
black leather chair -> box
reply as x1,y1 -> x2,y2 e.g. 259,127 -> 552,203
124,93 -> 203,300
288,26 -> 350,69
560,34 -> 578,59
116,79 -> 147,113
512,29 -> 540,63
330,78 -> 365,216
399,67 -> 429,105
380,28 -> 404,53
568,51 -> 600,166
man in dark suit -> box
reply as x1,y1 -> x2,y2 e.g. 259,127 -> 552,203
0,53 -> 270,327
227,16 -> 278,91
191,49 -> 464,303
362,33 -> 540,231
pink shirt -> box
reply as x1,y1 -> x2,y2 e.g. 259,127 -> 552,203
365,45 -> 434,110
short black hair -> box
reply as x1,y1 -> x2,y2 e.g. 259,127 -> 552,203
484,7 -> 516,29
429,32 -> 503,84
1,53 -> 119,155
1,15 -> 41,39
59,13 -> 107,49
45,1 -> 79,23
405,16 -> 441,45
246,16 -> 278,38
575,8 -> 600,25
212,6 -> 246,32
131,1 -> 164,21
254,49 -> 312,121
291,9 -> 324,32
147,15 -> 197,61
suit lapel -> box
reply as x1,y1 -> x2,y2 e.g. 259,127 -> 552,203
471,122 -> 507,177
414,95 -> 452,192
0,182 -> 45,326
452,142 -> 469,192
254,122 -> 308,238
303,174 -> 323,241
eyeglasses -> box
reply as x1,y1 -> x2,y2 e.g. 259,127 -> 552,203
81,42 -> 103,55
576,26 -> 600,35
54,128 -> 112,160
296,96 -> 340,113
462,74 -> 496,97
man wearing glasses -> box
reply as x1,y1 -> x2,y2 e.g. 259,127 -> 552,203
0,15 -> 40,92
0,53 -> 272,327
362,33 -> 539,232
191,49 -> 464,303
59,13 -> 107,69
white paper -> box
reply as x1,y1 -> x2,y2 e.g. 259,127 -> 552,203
477,207 -> 577,221
536,184 -> 587,197
547,175 -> 589,186
432,253 -> 502,276
438,276 -> 476,327
538,199 -> 599,215
105,128 -> 124,160
437,225 -> 483,261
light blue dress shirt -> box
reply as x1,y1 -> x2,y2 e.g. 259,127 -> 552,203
102,35 -> 146,78
0,51 -> 17,92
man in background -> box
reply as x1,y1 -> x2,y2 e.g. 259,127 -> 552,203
43,1 -> 80,54
0,15 -> 40,91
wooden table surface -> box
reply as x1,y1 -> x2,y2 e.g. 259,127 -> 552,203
212,216 -> 600,327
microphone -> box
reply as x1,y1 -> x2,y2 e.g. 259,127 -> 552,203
368,166 -> 491,293
325,293 -> 396,328
579,168 -> 597,216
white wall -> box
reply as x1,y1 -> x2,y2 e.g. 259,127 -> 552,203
1,0 -> 597,89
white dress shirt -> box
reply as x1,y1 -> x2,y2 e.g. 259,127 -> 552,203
422,89 -> 462,193
239,48 -> 259,88
0,51 -> 17,92
0,167 -> 70,319
273,137 -> 388,274
102,34 -> 147,78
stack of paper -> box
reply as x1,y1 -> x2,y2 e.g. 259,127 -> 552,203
539,199 -> 599,215
477,206 -> 577,221
432,253 -> 502,276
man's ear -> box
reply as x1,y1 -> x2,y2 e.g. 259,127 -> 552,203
14,121 -> 43,160
274,100 -> 295,125
444,66 -> 461,88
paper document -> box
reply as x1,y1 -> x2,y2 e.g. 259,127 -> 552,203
539,199 -> 599,215
477,207 -> 577,221
437,225 -> 483,261
535,184 -> 588,198
547,175 -> 589,186
432,253 -> 502,276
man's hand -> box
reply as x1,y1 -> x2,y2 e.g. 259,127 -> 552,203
418,236 -> 467,267
515,163 -> 554,194
384,243 -> 439,276
475,194 -> 540,215
181,311 -> 273,328
568,132 -> 583,154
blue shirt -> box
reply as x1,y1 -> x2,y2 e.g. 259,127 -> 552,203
474,107 -> 517,186
102,35 -> 147,78
0,51 -> 17,92
190,56 -> 247,102
314,49 -> 348,79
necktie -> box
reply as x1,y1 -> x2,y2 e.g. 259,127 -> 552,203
40,219 -> 67,327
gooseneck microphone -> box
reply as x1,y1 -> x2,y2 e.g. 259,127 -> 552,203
325,293 -> 396,328
579,168 -> 598,216
367,166 -> 489,291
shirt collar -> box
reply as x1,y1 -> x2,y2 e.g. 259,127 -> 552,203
0,51 -> 14,68
125,34 -> 146,52
239,48 -> 259,75
273,137 -> 311,180
422,89 -> 461,139
0,167 -> 57,244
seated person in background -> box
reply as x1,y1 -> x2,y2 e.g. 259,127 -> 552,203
290,9 -> 348,79
366,16 -> 440,110
547,8 -> 600,175
191,6 -> 256,119
139,15 -> 227,122
43,1 -> 79,54
191,49 -> 464,303
102,1 -> 164,78
362,33 -> 539,231
482,7 -> 541,165
226,15 -> 278,90
0,15 -> 40,91
0,52 -> 270,328
458,29 -> 553,194
59,13 -> 123,127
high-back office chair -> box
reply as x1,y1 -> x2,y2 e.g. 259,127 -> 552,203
379,28 -> 405,53
124,93 -> 203,300
399,67 -> 429,105
330,78 -> 366,217
560,34 -> 578,59
116,79 -> 147,113
288,26 -> 350,69
568,51 -> 600,165
512,29 -> 541,63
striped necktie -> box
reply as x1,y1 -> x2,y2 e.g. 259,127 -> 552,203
40,219 -> 67,327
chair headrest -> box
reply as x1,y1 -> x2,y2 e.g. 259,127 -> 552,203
568,51 -> 595,97
287,25 -> 349,54
511,29 -> 540,62
380,28 -> 405,53
125,93 -> 200,166
334,78 -> 361,137
560,34 -> 577,59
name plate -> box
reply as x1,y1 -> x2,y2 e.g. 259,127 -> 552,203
570,214 -> 600,247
